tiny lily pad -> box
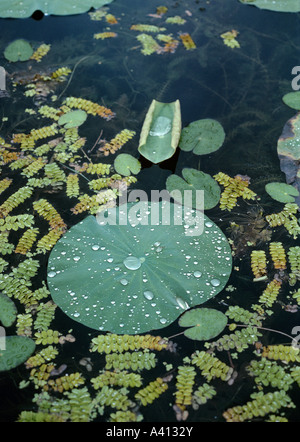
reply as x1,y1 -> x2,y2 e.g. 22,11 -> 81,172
265,182 -> 299,203
114,153 -> 141,176
282,92 -> 300,110
179,119 -> 225,155
58,110 -> 87,128
4,39 -> 33,62
179,308 -> 228,341
166,168 -> 221,210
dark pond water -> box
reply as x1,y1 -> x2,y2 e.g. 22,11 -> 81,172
0,0 -> 299,423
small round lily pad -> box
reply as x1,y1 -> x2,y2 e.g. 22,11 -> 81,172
265,182 -> 299,203
179,119 -> 225,155
114,153 -> 141,176
4,39 -> 33,62
58,110 -> 87,128
282,91 -> 300,110
179,307 -> 228,341
166,168 -> 221,210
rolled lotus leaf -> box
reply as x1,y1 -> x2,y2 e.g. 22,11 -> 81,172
0,294 -> 17,327
58,110 -> 87,129
47,201 -> 232,334
179,119 -> 225,155
114,154 -> 141,177
0,336 -> 36,372
282,92 -> 300,111
4,39 -> 33,62
239,0 -> 300,12
0,0 -> 114,18
277,113 -> 300,208
138,99 -> 181,164
265,182 -> 299,203
166,168 -> 221,210
178,307 -> 228,341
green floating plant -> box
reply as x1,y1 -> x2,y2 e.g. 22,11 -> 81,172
105,351 -> 157,371
179,119 -> 225,155
191,350 -> 234,381
166,168 -> 221,210
65,387 -> 93,423
239,0 -> 300,12
178,308 -> 228,341
265,182 -> 299,203
4,39 -> 33,62
114,154 -> 141,177
282,91 -> 300,110
0,336 -> 36,372
0,294 -> 17,327
192,383 -> 217,408
207,325 -> 263,353
47,201 -> 232,334
223,390 -> 295,422
0,0 -> 114,18
247,358 -> 294,391
138,99 -> 181,164
58,110 -> 87,129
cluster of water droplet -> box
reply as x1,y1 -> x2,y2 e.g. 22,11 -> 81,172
47,207 -> 232,334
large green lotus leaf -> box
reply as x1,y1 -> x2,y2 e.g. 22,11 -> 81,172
47,201 -> 232,334
138,99 -> 181,164
0,0 -> 114,18
178,308 -> 228,341
0,294 -> 17,327
277,113 -> 300,208
0,336 -> 36,372
179,119 -> 225,155
239,0 -> 300,12
166,168 -> 221,210
114,154 -> 141,177
4,39 -> 33,62
58,110 -> 87,129
265,182 -> 299,203
282,92 -> 300,110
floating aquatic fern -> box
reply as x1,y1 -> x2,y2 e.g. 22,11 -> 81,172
223,390 -> 295,422
250,250 -> 267,279
269,242 -> 287,270
135,377 -> 168,406
30,44 -> 51,62
191,350 -> 233,381
174,365 -> 196,408
247,358 -> 294,391
25,345 -> 59,368
90,333 -> 168,353
262,345 -> 300,363
91,371 -> 142,389
105,350 -> 157,372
